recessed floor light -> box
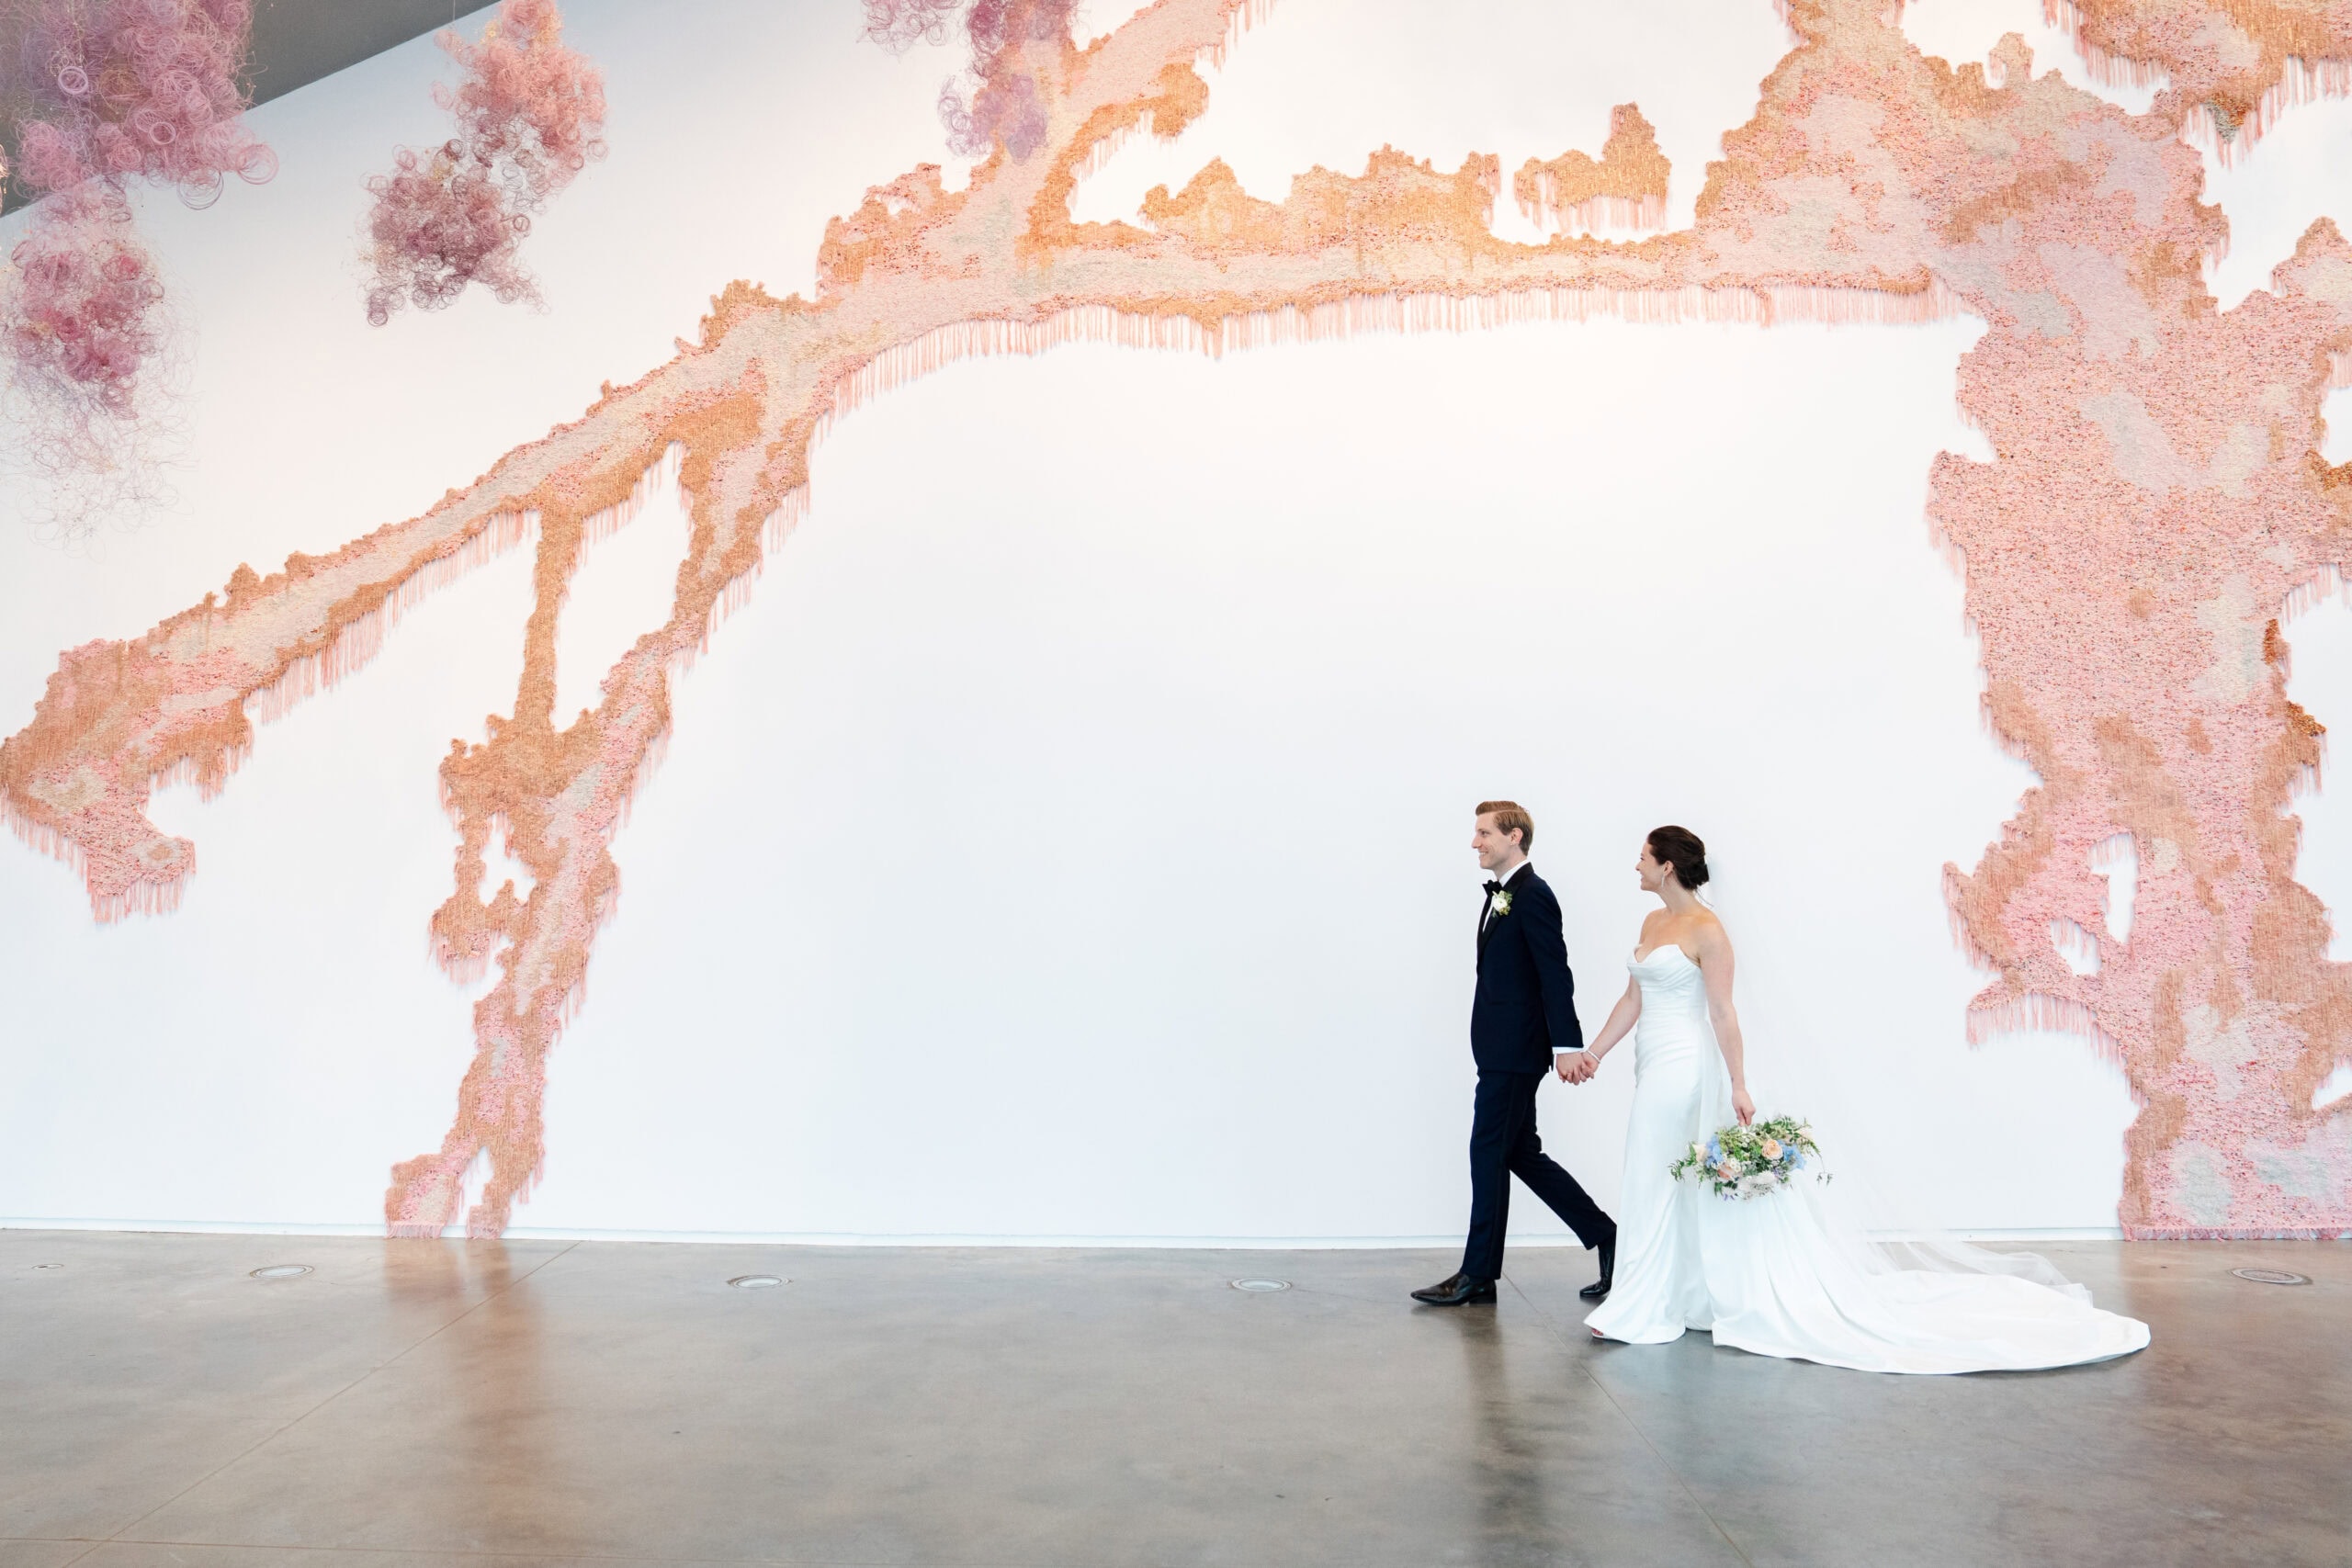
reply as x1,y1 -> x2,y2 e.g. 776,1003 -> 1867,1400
1230,1278 -> 1290,1292
729,1275 -> 784,1290
2231,1268 -> 2312,1286
249,1265 -> 312,1280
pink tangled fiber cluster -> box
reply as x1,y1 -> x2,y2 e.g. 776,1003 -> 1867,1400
12,0 -> 276,205
862,0 -> 1074,162
362,0 -> 606,327
4,0 -> 272,423
4,186 -> 164,420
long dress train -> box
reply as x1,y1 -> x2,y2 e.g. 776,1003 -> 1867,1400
1582,945 -> 2149,1374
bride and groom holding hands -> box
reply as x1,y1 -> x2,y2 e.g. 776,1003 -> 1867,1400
1411,801 -> 2150,1375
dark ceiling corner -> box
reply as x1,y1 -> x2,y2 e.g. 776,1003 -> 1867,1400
244,0 -> 503,109
4,0 -> 502,216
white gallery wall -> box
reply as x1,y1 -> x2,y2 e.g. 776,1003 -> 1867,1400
6,0 -> 2352,1242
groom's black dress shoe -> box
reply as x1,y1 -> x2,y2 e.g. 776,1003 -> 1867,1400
1411,1272 -> 1498,1306
1578,1231 -> 1617,1300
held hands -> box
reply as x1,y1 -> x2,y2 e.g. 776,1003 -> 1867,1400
1556,1051 -> 1599,1085
1732,1085 -> 1756,1126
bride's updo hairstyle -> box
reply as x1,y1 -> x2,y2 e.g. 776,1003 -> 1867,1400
1646,825 -> 1710,889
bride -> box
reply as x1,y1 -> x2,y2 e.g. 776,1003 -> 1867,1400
1570,826 -> 2149,1373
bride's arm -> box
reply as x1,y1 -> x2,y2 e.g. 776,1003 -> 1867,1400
1695,923 -> 1756,1124
1569,977 -> 1643,1077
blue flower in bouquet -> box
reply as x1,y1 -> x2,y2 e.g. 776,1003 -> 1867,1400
1674,1114 -> 1827,1200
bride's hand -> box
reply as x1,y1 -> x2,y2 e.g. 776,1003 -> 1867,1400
1732,1087 -> 1756,1126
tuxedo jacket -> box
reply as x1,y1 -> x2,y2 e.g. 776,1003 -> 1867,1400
1471,863 -> 1585,1074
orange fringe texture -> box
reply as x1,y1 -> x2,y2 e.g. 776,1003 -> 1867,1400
1521,191 -> 1668,237
2041,0 -> 2171,93
0,812 -> 177,918
1964,992 -> 2126,1063
826,282 -> 1967,418
2180,55 -> 2352,164
247,508 -> 537,727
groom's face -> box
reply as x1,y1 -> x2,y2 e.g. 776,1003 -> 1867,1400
1473,814 -> 1523,872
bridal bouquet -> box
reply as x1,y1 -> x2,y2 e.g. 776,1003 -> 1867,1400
1669,1116 -> 1825,1200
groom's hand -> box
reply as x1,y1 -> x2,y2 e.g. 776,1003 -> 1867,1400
1556,1051 -> 1594,1084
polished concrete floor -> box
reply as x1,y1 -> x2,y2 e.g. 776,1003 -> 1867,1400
0,1232 -> 2342,1567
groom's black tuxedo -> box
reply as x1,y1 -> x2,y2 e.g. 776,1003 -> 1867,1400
1457,862 -> 1612,1281
1473,864 -> 1585,1073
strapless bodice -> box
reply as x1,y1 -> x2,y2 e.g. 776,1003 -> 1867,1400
1628,945 -> 1710,1066
1630,944 -> 1707,1013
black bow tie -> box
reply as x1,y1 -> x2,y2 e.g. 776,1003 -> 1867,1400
1483,880 -> 1502,896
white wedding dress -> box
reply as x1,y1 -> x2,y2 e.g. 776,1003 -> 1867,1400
1583,944 -> 2151,1373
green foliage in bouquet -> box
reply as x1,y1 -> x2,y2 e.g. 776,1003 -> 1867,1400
1669,1115 -> 1826,1200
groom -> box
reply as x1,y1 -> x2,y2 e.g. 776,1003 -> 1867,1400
1412,801 -> 1616,1306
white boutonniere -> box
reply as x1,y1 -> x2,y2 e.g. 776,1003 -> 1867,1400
1490,890 -> 1513,917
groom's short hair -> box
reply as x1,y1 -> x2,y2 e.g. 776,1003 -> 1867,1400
1476,800 -> 1532,851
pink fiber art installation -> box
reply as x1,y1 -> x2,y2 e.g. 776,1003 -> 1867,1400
859,0 -> 964,51
865,0 -> 1074,160
361,0 -> 607,327
1,0 -> 271,471
13,0 -> 276,206
3,185 -> 164,421
10,0 -> 2352,1239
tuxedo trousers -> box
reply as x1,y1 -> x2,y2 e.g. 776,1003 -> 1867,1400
1461,1067 -> 1613,1280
